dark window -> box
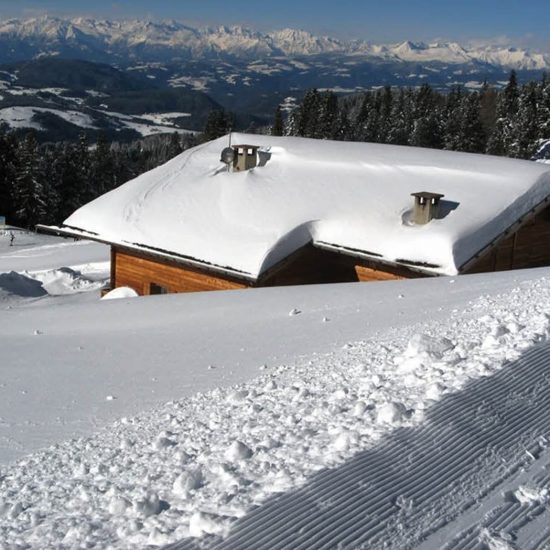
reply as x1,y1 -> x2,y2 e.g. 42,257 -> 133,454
150,283 -> 168,295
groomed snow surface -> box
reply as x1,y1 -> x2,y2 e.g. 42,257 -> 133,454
3,230 -> 550,547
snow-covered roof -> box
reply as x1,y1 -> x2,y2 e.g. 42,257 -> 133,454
57,134 -> 550,278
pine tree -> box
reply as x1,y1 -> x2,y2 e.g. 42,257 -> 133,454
13,132 -> 47,228
203,109 -> 231,141
354,93 -> 372,141
487,71 -> 519,156
443,86 -> 463,150
166,132 -> 183,159
39,145 -> 61,223
457,92 -> 486,153
54,142 -> 87,220
386,88 -> 410,145
479,82 -> 498,140
364,91 -> 382,142
319,91 -> 338,139
90,133 -> 115,195
0,129 -> 18,222
272,106 -> 284,136
512,82 -> 539,159
538,78 -> 550,141
410,85 -> 443,149
298,89 -> 321,137
377,86 -> 394,143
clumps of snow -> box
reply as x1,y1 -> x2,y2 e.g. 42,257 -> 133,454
225,441 -> 253,461
512,485 -> 549,505
0,265 -> 108,300
27,266 -> 106,295
173,469 -> 204,497
404,333 -> 454,358
2,278 -> 550,546
376,402 -> 408,425
480,528 -> 516,550
189,511 -> 231,538
101,286 -> 139,300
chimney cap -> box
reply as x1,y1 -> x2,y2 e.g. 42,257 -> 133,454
411,191 -> 445,201
232,144 -> 260,151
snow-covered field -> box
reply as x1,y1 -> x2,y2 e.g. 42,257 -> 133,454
0,106 -> 98,131
2,230 -> 550,547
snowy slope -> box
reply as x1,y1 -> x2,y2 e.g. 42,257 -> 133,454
60,134 -> 550,278
4,228 -> 550,546
2,242 -> 550,545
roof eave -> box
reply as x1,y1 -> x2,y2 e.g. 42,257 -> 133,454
458,193 -> 550,273
36,224 -> 258,284
314,240 -> 442,277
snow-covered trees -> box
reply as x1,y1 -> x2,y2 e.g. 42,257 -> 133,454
0,130 -> 18,222
285,72 -> 550,160
0,129 -> 197,229
202,109 -> 233,141
12,133 -> 47,229
288,89 -> 342,140
271,106 -> 284,137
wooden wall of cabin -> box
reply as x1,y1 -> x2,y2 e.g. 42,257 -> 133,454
259,245 -> 359,287
259,245 -> 425,286
112,247 -> 248,295
464,208 -> 550,274
354,262 -> 426,282
111,244 -> 427,297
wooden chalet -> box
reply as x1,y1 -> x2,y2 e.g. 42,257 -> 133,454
39,134 -> 550,296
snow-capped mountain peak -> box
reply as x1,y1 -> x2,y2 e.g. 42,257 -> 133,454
0,16 -> 548,70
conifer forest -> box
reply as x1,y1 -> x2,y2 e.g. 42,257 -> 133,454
1,71 -> 549,229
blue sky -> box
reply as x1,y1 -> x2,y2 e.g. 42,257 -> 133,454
1,0 -> 549,49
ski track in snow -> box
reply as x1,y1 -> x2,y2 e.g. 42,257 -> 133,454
2,278 -> 550,547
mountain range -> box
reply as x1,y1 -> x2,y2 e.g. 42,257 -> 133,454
0,16 -> 548,69
0,16 -> 549,142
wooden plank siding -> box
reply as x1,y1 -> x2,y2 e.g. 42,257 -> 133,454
464,209 -> 550,274
113,247 -> 248,295
355,265 -> 406,282
354,261 -> 427,282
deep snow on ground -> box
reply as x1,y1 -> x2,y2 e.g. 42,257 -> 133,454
3,231 -> 550,547
0,229 -> 108,280
0,230 -> 108,308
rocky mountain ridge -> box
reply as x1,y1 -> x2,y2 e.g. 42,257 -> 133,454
0,16 -> 548,70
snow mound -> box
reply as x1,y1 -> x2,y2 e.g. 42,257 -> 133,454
101,286 -> 139,300
404,333 -> 454,358
28,267 -> 104,296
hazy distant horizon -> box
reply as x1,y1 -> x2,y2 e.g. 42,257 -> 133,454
0,0 -> 549,51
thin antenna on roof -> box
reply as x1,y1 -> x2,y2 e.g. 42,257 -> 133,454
220,130 -> 235,173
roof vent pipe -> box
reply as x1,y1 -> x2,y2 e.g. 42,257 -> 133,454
411,192 -> 445,225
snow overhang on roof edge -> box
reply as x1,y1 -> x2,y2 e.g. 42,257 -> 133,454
314,241 -> 443,276
36,225 -> 258,283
